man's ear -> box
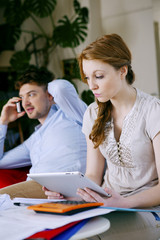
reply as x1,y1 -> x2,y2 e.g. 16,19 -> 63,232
47,92 -> 55,104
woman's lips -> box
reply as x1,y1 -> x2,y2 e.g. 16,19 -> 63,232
94,93 -> 101,98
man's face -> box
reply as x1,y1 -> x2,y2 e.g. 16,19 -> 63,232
19,83 -> 53,124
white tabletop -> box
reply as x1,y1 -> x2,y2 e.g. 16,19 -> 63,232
70,216 -> 110,240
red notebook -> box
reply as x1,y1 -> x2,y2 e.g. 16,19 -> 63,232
26,220 -> 81,240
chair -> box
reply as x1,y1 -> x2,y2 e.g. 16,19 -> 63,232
0,117 -> 30,189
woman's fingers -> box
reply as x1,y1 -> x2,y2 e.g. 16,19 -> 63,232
84,188 -> 105,202
42,186 -> 64,199
42,186 -> 48,191
77,187 -> 111,204
77,188 -> 97,202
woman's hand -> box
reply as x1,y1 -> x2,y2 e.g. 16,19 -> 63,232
42,186 -> 64,199
77,187 -> 128,208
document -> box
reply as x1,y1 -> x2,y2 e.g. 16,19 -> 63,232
0,196 -> 114,240
101,206 -> 160,213
1,194 -> 160,240
0,194 -> 14,210
12,197 -> 65,206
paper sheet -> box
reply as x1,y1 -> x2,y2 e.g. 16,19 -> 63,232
101,206 -> 160,213
12,197 -> 65,206
0,194 -> 114,240
0,194 -> 14,211
1,194 -> 160,240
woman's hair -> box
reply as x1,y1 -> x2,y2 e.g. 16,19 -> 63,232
78,34 -> 135,148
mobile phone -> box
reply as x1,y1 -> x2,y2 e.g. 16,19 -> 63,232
16,101 -> 24,113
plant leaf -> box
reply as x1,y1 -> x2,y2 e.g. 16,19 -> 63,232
53,16 -> 88,48
26,0 -> 57,18
0,0 -> 9,8
0,24 -> 21,51
4,0 -> 29,26
73,0 -> 89,24
81,90 -> 94,105
78,7 -> 89,23
10,50 -> 31,72
74,0 -> 81,14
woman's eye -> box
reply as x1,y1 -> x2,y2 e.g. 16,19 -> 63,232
96,75 -> 103,79
84,77 -> 89,81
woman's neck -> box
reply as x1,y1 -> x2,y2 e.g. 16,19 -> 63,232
111,86 -> 136,119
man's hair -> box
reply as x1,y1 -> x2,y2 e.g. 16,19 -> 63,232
15,67 -> 54,91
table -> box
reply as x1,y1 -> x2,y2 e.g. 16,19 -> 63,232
70,216 -> 110,240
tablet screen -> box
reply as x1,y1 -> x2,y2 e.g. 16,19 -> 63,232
28,171 -> 110,198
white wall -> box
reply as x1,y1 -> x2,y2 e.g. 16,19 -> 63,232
71,0 -> 160,97
1,0 -> 160,97
73,0 -> 103,95
153,0 -> 160,94
100,0 -> 159,96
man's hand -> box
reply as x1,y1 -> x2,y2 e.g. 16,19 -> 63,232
0,97 -> 25,125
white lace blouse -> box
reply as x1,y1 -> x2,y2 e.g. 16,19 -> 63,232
82,89 -> 160,196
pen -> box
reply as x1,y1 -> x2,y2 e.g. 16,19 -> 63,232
14,202 -> 32,206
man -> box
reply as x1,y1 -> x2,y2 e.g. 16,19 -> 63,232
0,68 -> 87,198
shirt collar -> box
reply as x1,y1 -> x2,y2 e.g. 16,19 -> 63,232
35,104 -> 58,131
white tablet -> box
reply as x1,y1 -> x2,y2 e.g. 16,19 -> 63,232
27,171 -> 110,198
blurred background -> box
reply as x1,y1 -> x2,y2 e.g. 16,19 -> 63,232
0,0 -> 160,148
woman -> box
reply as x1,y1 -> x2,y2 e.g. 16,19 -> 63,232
44,34 -> 160,239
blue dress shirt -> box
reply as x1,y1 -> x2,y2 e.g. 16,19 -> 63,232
0,80 -> 87,179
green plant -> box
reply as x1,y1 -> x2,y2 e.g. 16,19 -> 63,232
0,0 -> 94,105
0,0 -> 89,76
81,89 -> 94,106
